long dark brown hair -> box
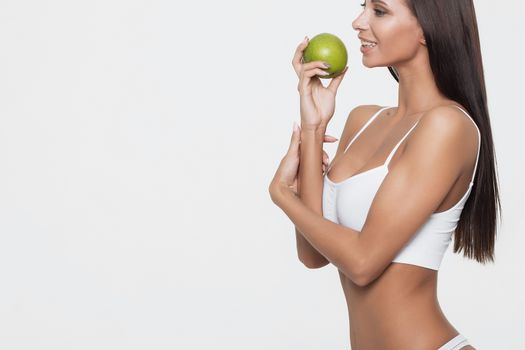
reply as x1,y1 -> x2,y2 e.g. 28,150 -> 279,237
389,0 -> 501,265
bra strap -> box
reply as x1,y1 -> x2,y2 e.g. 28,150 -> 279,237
452,105 -> 481,183
383,105 -> 481,184
384,121 -> 420,167
343,106 -> 393,154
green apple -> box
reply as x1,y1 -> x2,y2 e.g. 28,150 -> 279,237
302,33 -> 348,79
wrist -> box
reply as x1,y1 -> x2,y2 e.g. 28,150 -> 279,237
300,122 -> 327,133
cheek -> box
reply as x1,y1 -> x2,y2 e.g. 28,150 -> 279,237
379,25 -> 420,53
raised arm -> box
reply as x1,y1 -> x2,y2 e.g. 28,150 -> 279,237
296,105 -> 382,268
289,36 -> 349,268
295,124 -> 330,268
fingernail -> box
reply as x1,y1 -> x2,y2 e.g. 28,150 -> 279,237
304,36 -> 309,43
323,62 -> 331,68
293,121 -> 299,132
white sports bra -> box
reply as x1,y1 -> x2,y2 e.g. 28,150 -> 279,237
322,105 -> 481,270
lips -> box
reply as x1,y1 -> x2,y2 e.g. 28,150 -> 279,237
358,36 -> 377,44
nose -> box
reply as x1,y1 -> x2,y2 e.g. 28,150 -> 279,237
352,13 -> 367,31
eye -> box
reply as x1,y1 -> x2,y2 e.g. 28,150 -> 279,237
360,1 -> 387,17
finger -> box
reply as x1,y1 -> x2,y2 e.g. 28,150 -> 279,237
299,61 -> 330,81
288,121 -> 301,153
303,68 -> 330,79
292,37 -> 309,77
324,134 -> 338,142
299,68 -> 330,93
328,66 -> 348,94
297,61 -> 331,92
323,150 -> 329,164
302,61 -> 330,72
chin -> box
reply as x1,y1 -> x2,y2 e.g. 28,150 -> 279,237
362,58 -> 390,69
362,61 -> 380,69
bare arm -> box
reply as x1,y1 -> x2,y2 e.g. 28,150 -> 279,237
271,106 -> 475,286
295,124 -> 330,268
289,37 -> 350,268
295,105 -> 381,268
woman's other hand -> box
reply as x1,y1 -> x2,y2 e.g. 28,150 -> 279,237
269,122 -> 338,202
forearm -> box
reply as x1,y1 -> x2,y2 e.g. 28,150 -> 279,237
298,124 -> 326,213
295,124 -> 329,265
272,184 -> 364,283
295,227 -> 328,267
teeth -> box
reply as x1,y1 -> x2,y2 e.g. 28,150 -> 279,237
360,40 -> 377,47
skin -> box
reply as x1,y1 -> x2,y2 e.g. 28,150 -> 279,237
327,105 -> 478,350
343,1 -> 479,347
271,0 -> 479,348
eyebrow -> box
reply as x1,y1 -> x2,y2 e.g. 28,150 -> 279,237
371,0 -> 389,6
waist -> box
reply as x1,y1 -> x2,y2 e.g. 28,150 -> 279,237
338,266 -> 458,348
339,263 -> 440,315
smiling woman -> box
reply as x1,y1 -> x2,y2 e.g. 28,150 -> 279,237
269,0 -> 500,349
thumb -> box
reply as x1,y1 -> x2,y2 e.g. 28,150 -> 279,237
328,66 -> 348,94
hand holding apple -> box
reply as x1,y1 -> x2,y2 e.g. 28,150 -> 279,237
292,34 -> 349,129
303,33 -> 348,79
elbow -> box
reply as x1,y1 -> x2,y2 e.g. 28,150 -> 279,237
353,271 -> 370,287
300,256 -> 330,269
345,258 -> 370,287
353,262 -> 384,287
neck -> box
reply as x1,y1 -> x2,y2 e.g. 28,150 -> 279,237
393,49 -> 448,118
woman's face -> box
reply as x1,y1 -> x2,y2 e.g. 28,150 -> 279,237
352,0 -> 425,68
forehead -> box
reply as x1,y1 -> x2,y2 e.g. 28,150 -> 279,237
370,0 -> 410,10
371,0 -> 406,6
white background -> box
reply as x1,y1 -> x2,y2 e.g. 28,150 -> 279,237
0,0 -> 523,348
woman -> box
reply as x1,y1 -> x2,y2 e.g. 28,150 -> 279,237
269,0 -> 501,349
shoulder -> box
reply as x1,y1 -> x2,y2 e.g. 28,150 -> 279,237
341,104 -> 385,140
346,104 -> 385,125
403,105 -> 479,174
335,105 -> 384,154
413,105 -> 479,149
420,104 -> 475,128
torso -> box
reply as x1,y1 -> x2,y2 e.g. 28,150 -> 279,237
326,103 -> 478,349
339,264 -> 458,349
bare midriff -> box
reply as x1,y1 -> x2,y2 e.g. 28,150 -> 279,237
339,263 -> 461,350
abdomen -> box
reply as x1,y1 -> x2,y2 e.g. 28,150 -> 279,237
338,264 -> 458,349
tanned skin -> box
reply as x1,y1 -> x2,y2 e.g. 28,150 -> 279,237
272,0 -> 479,348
